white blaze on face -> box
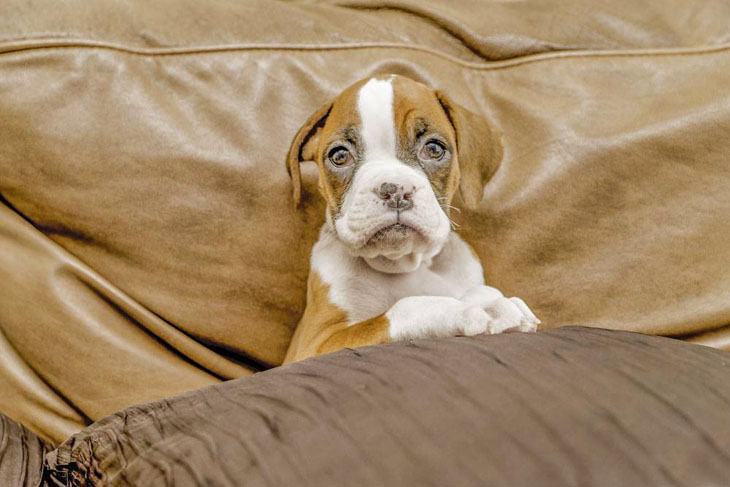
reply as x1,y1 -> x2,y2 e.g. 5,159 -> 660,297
357,78 -> 396,161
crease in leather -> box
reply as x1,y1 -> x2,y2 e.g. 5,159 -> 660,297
336,1 -> 562,60
0,322 -> 88,421
0,326 -> 88,445
678,325 -> 730,350
5,201 -> 252,380
0,195 -> 252,381
329,0 -> 730,61
1,38 -> 730,70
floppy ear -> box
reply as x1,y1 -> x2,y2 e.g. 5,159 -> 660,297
435,91 -> 504,209
285,102 -> 333,207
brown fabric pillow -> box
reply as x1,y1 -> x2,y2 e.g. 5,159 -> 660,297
0,414 -> 50,486
44,328 -> 730,486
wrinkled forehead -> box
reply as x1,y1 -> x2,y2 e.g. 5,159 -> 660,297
319,76 -> 454,155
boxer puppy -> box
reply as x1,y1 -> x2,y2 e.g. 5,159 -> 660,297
284,75 -> 538,363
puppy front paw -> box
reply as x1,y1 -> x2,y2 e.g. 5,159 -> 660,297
460,305 -> 492,336
461,285 -> 540,334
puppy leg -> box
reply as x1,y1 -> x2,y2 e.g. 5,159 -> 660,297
321,295 -> 507,351
286,296 -> 492,363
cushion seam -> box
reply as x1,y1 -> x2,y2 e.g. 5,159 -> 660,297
0,39 -> 729,71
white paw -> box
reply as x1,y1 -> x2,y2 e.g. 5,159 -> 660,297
460,285 -> 540,334
460,306 -> 492,336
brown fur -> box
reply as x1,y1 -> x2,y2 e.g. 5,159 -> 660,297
284,271 -> 389,363
434,90 -> 504,209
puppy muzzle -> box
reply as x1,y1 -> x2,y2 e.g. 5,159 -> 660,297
333,161 -> 451,260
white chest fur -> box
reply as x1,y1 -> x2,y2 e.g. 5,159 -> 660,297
311,226 -> 485,324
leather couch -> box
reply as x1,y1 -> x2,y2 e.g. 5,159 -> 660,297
1,1 -> 729,484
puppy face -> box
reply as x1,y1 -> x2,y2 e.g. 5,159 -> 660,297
287,75 -> 503,262
318,77 -> 457,261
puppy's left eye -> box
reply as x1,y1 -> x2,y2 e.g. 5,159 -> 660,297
328,146 -> 353,167
419,140 -> 446,161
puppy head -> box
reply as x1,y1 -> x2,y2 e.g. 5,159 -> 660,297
286,75 -> 502,269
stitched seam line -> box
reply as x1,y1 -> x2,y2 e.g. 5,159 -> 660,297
1,39 -> 730,70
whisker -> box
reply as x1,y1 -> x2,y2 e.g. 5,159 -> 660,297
436,197 -> 462,214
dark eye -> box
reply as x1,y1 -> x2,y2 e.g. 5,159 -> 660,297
327,146 -> 353,167
419,140 -> 446,161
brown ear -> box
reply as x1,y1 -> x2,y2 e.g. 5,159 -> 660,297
285,102 -> 333,207
436,91 -> 504,209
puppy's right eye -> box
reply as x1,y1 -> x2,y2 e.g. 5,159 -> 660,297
327,146 -> 353,167
419,140 -> 446,162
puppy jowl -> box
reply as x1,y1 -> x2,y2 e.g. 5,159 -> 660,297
284,75 -> 539,363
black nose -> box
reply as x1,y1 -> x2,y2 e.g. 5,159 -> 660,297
377,182 -> 414,211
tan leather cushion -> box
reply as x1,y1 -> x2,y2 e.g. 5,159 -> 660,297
1,0 -> 729,443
